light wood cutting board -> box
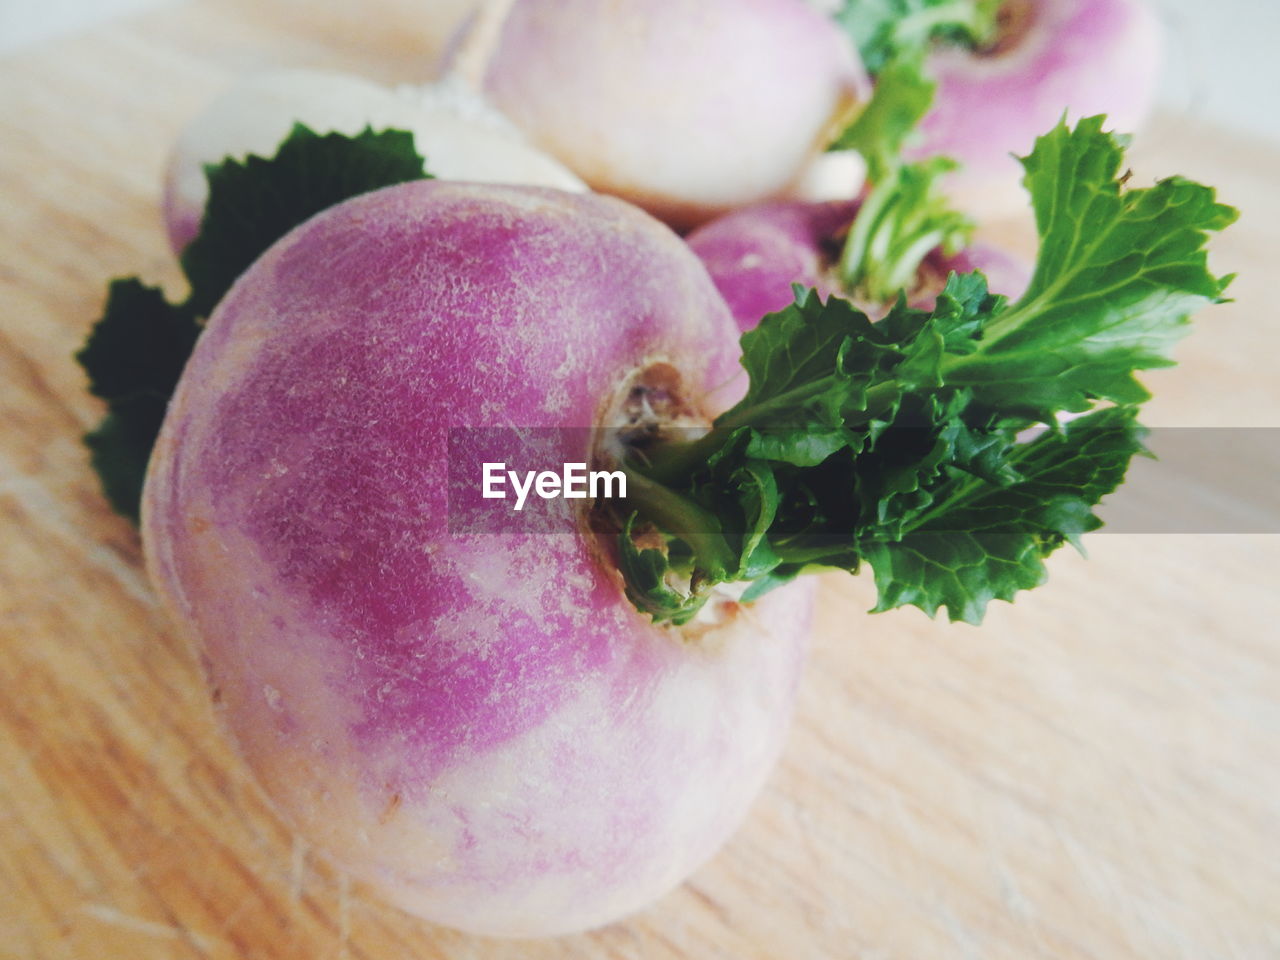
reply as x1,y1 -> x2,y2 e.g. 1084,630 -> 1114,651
2,4 -> 1277,958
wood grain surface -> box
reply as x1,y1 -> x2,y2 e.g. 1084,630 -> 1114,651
2,4 -> 1278,958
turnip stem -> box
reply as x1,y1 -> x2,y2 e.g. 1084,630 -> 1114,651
619,466 -> 736,581
445,0 -> 519,90
629,380 -> 902,488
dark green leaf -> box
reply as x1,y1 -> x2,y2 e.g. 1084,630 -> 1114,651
729,460 -> 783,580
618,118 -> 1235,625
725,289 -> 903,452
862,406 -> 1147,622
76,279 -> 201,402
83,393 -> 169,523
79,125 -> 431,523
943,117 -> 1239,418
616,515 -> 705,625
182,124 -> 431,315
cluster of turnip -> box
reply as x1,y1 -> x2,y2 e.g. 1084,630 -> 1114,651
118,0 -> 1176,939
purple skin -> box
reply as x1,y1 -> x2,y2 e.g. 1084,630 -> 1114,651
142,182 -> 814,937
913,0 -> 1162,214
686,200 -> 1032,333
686,200 -> 859,329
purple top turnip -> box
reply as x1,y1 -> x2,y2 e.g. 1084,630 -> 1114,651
142,182 -> 814,936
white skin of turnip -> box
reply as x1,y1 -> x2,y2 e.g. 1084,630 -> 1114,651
913,0 -> 1162,215
162,67 -> 586,253
472,0 -> 870,229
142,182 -> 815,936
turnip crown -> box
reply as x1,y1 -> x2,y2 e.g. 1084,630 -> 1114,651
835,0 -> 999,76
611,117 -> 1236,626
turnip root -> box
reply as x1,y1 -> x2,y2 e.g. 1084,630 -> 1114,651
472,0 -> 870,228
163,68 -> 585,252
143,182 -> 813,936
687,199 -> 1031,331
912,0 -> 1162,215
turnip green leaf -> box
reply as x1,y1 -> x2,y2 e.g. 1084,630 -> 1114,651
620,117 -> 1235,625
78,125 -> 431,523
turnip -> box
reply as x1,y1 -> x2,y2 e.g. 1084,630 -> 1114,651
906,0 -> 1163,214
142,182 -> 815,936
687,198 -> 1030,331
469,0 -> 870,228
163,67 -> 585,252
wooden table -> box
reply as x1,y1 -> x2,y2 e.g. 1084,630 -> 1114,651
3,4 -> 1277,957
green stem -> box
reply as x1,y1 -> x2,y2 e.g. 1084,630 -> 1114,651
637,379 -> 905,488
881,228 -> 947,299
630,428 -> 732,486
839,164 -> 972,306
619,465 -> 737,581
839,176 -> 896,289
